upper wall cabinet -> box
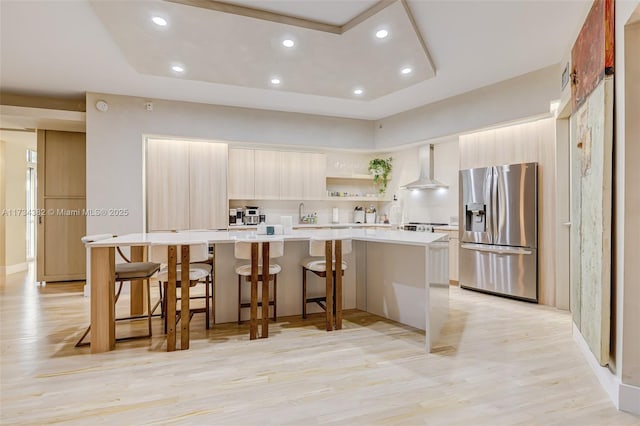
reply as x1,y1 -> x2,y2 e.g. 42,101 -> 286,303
254,150 -> 281,200
228,148 -> 326,200
189,141 -> 228,229
303,152 -> 327,200
280,151 -> 304,200
147,139 -> 228,231
228,148 -> 254,199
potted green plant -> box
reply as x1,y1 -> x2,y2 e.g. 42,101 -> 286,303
368,157 -> 393,195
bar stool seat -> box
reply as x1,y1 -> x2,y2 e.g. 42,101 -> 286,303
300,258 -> 347,273
116,262 -> 161,279
235,263 -> 282,276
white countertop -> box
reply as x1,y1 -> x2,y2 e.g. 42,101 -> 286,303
229,223 -> 393,230
432,225 -> 459,231
87,229 -> 447,248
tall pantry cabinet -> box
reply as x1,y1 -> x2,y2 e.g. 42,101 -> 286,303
146,139 -> 228,231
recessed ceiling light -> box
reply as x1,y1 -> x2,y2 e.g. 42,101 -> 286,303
271,78 -> 281,85
375,29 -> 389,39
401,67 -> 413,75
171,65 -> 184,73
152,16 -> 167,26
282,39 -> 295,48
353,88 -> 364,95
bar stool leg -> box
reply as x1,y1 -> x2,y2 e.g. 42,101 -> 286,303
335,240 -> 343,330
261,242 -> 270,338
273,274 -> 277,322
205,274 -> 210,329
237,275 -> 242,325
325,240 -> 333,332
249,243 -> 259,340
302,268 -> 307,319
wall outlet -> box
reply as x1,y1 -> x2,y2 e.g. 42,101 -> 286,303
145,102 -> 153,111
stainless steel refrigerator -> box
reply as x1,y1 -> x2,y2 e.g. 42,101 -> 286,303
459,162 -> 538,302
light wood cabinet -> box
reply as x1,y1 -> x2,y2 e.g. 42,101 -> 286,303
434,227 -> 459,284
449,231 -> 459,283
37,130 -> 87,282
254,150 -> 281,199
147,139 -> 228,231
228,148 -> 255,199
304,152 -> 327,199
279,151 -> 305,199
147,139 -> 191,231
228,149 -> 327,200
189,141 -> 228,230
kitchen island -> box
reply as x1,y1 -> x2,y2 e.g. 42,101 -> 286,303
87,229 -> 449,353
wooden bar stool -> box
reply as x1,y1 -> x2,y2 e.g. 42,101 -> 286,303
301,237 -> 352,331
76,235 -> 161,347
234,238 -> 284,339
151,243 -> 212,331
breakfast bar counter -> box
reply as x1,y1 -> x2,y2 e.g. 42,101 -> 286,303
87,229 -> 449,353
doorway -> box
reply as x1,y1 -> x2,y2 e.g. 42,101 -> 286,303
26,149 -> 37,261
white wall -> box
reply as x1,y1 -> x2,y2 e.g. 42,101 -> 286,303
85,93 -> 374,235
0,131 -> 36,273
618,1 -> 640,394
373,65 -> 560,149
4,141 -> 26,269
381,140 -> 460,225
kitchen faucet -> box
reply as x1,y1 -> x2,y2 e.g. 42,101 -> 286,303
298,202 -> 305,223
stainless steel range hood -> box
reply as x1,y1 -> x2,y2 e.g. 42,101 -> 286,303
401,144 -> 449,190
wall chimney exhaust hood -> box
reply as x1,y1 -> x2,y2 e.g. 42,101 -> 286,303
401,144 -> 449,190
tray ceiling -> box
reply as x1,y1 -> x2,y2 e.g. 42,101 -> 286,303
0,0 -> 591,120
90,0 -> 435,100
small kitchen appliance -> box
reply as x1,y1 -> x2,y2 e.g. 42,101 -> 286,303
244,206 -> 260,225
400,222 -> 448,232
229,208 -> 237,225
235,208 -> 244,225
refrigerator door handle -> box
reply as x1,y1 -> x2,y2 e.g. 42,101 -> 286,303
484,169 -> 494,240
460,243 -> 532,256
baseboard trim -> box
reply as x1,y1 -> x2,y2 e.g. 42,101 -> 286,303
572,322 -> 640,415
0,262 -> 28,275
619,382 -> 640,415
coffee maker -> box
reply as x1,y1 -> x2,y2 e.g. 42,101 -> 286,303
244,206 -> 260,225
229,208 -> 237,225
234,208 -> 244,225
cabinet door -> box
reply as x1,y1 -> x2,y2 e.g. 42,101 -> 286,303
303,152 -> 327,200
449,233 -> 459,283
147,139 -> 190,231
280,151 -> 305,199
254,150 -> 280,199
228,148 -> 254,199
36,130 -> 86,282
189,142 -> 228,229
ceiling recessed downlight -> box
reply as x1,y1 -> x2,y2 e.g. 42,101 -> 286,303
401,67 -> 413,75
353,89 -> 364,95
171,65 -> 184,73
375,29 -> 389,39
271,78 -> 281,85
282,39 -> 295,48
152,16 -> 167,26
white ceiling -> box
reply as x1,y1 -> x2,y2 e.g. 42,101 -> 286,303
90,0 -> 435,100
0,0 -> 591,120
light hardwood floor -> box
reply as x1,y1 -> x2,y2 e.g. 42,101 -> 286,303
1,265 -> 637,425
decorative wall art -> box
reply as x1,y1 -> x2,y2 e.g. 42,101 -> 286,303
570,0 -> 615,366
